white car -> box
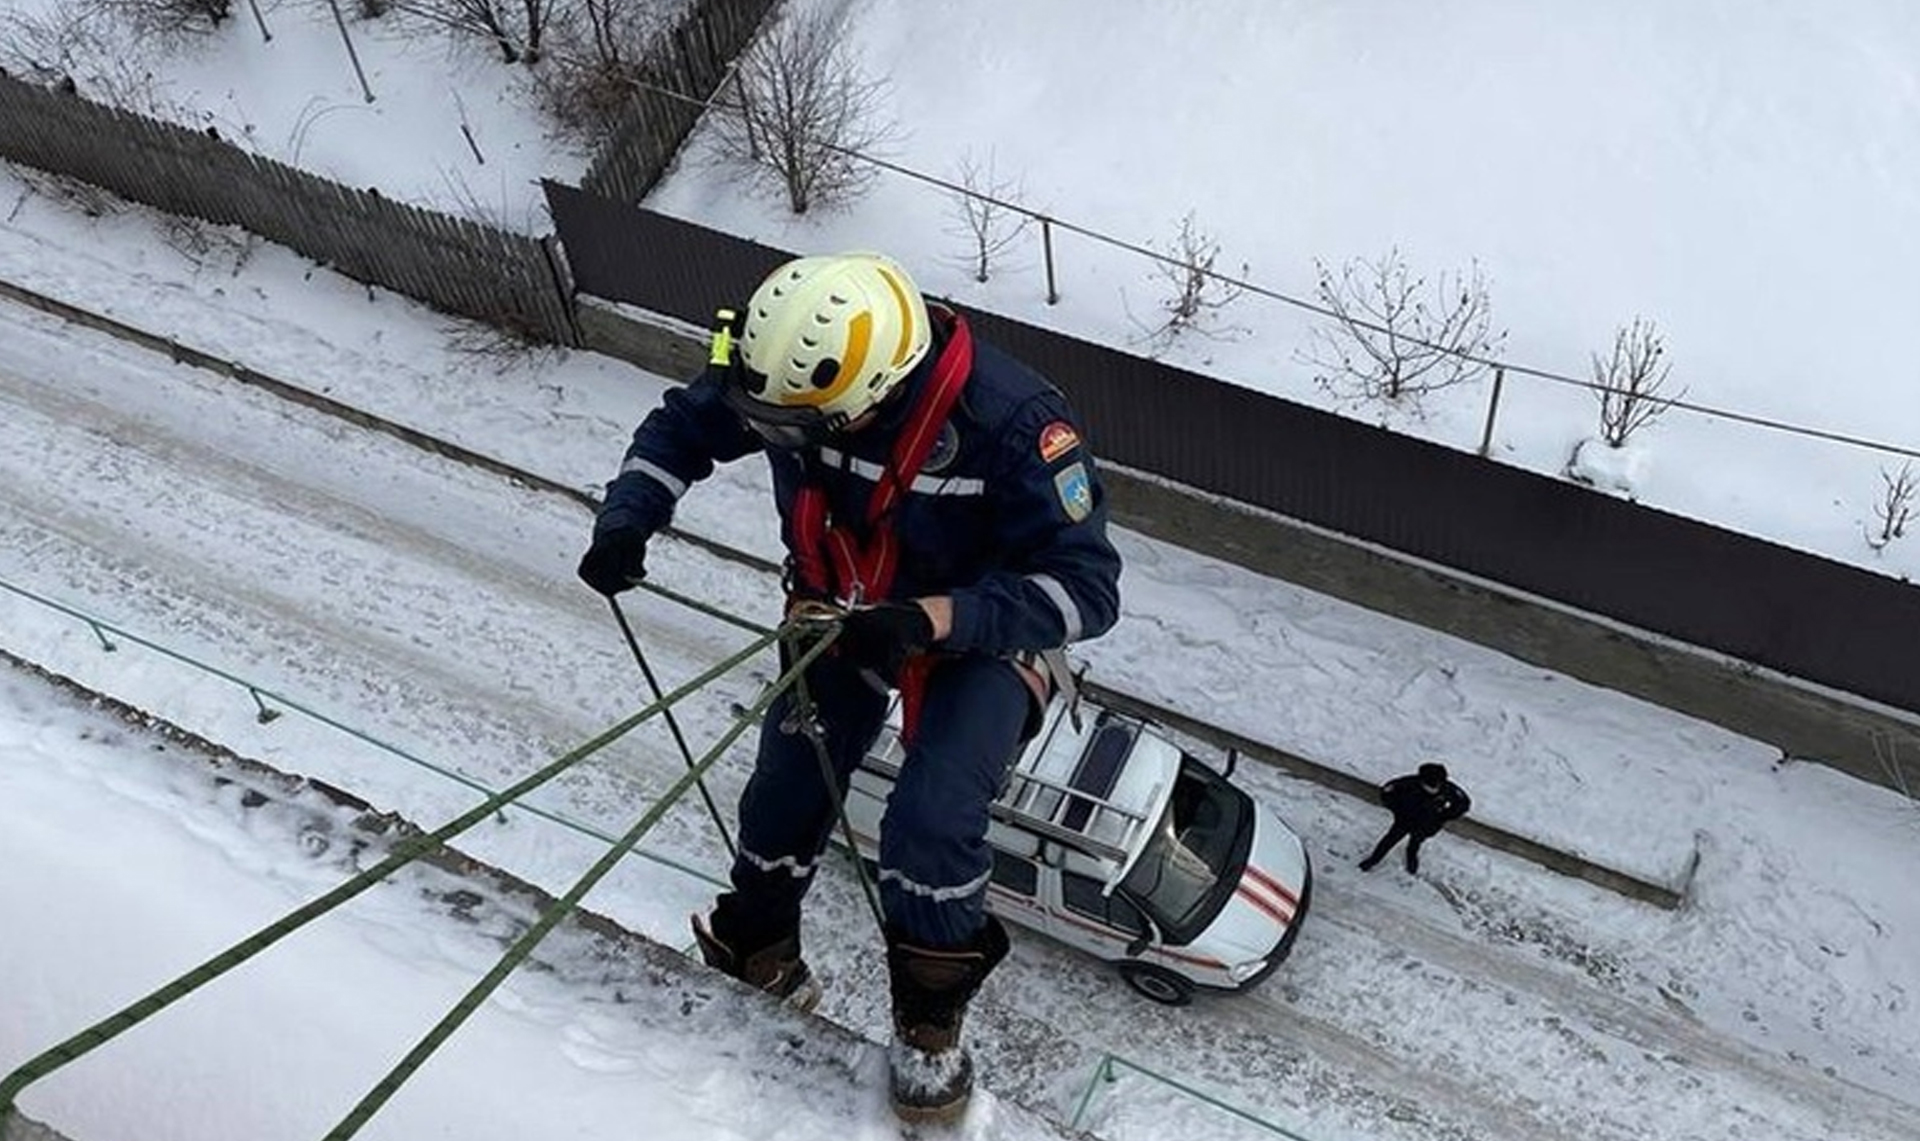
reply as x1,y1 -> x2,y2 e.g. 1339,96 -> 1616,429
843,687 -> 1312,1005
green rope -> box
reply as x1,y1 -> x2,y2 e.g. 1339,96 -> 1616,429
1074,1053 -> 1316,1140
321,629 -> 837,1139
792,654 -> 886,930
0,626 -> 779,1118
1068,1054 -> 1118,1129
610,594 -> 736,859
637,577 -> 776,635
4,574 -> 726,890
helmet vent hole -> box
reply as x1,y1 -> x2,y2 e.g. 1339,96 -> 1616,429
809,359 -> 839,389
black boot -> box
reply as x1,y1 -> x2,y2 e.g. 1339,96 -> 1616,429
884,917 -> 1010,1124
690,913 -> 821,1013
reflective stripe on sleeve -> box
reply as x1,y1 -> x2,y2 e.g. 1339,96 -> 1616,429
816,447 -> 985,496
619,456 -> 689,499
1028,573 -> 1084,642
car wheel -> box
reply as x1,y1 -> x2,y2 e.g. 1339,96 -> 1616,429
1119,962 -> 1194,1006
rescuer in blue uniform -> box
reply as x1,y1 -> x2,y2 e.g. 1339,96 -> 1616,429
578,252 -> 1122,1123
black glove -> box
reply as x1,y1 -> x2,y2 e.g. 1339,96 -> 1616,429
577,526 -> 652,596
836,602 -> 934,678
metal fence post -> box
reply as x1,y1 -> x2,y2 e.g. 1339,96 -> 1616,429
1041,216 -> 1060,305
1068,1054 -> 1118,1130
248,686 -> 282,724
1477,366 -> 1505,457
324,0 -> 376,103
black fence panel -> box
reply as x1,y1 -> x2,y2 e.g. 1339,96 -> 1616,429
547,180 -> 789,327
542,183 -> 1920,718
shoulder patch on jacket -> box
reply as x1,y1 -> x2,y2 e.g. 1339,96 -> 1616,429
1054,462 -> 1093,521
1038,421 -> 1081,463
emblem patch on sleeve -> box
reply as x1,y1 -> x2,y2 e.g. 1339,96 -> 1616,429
1054,462 -> 1093,521
1038,421 -> 1081,463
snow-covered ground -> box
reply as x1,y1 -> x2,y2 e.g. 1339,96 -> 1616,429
0,663 -> 953,1141
4,0 -> 1917,580
650,0 -> 1920,585
4,1 -> 1920,1137
2,163 -> 1918,1140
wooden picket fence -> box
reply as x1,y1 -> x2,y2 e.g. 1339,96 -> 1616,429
0,72 -> 578,345
581,0 -> 777,204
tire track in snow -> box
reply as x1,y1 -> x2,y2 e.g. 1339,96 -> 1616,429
1311,882 -> 1914,1140
0,357 -> 762,871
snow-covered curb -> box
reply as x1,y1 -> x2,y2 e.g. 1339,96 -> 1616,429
0,651 -> 1096,1140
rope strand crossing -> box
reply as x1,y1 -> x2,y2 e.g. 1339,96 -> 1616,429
0,620 -> 794,1125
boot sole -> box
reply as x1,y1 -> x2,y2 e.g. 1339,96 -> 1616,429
785,976 -> 822,1014
890,1093 -> 969,1126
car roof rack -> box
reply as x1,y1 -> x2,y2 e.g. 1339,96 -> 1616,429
997,763 -> 1156,865
860,699 -> 1164,867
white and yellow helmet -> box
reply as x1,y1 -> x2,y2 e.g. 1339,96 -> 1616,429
726,253 -> 933,445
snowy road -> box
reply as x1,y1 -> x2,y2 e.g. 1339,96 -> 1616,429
1,297 -> 1914,1141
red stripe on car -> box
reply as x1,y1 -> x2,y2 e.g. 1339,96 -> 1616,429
1245,864 -> 1300,909
1236,881 -> 1292,925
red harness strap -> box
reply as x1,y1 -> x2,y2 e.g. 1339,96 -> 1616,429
789,311 -> 975,741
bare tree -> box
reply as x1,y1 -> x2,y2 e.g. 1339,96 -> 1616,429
1867,460 -> 1916,551
944,149 -> 1031,283
1592,316 -> 1681,448
711,4 -> 897,214
1130,211 -> 1247,353
391,0 -> 554,63
1300,249 -> 1505,405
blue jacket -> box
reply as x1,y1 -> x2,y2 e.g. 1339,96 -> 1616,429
595,323 -> 1122,655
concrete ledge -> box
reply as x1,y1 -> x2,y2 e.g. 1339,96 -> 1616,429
577,294 -> 709,380
0,650 -> 1097,1141
1101,466 -> 1920,793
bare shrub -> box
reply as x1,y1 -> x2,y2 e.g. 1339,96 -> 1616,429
1592,316 -> 1682,447
944,149 -> 1031,284
710,3 -> 897,214
0,1 -> 173,112
93,0 -> 233,40
1866,460 -> 1916,551
390,0 -> 555,64
441,316 -> 568,370
1301,249 -> 1506,406
1130,211 -> 1246,354
5,162 -> 123,220
532,0 -> 673,143
158,214 -> 259,275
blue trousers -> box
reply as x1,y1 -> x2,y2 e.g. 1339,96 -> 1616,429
715,653 -> 1030,949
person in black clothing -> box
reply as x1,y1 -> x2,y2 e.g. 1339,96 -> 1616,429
1358,762 -> 1471,875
